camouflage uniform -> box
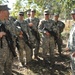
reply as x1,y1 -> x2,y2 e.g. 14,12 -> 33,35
67,9 -> 75,75
0,5 -> 16,75
53,13 -> 65,56
39,19 -> 57,63
14,16 -> 32,66
38,10 -> 57,65
25,9 -> 40,59
68,23 -> 75,75
0,21 -> 12,75
0,22 -> 10,75
4,19 -> 16,75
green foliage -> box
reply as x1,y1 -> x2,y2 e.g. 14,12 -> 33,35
1,0 -> 75,20
10,0 -> 22,18
0,0 -> 8,4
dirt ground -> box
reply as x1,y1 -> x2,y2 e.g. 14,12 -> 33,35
12,44 -> 72,75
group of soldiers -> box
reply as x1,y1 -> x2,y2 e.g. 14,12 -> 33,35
0,4 -> 65,75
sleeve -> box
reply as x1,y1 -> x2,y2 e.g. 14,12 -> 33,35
68,37 -> 73,50
38,20 -> 44,33
72,31 -> 75,49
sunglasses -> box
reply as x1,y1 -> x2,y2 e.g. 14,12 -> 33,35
45,14 -> 49,15
19,14 -> 24,16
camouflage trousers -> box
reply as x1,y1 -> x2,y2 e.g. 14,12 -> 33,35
18,39 -> 32,66
33,39 -> 40,58
55,37 -> 62,55
42,35 -> 55,63
0,38 -> 13,75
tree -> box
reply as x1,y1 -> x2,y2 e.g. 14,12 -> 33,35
0,0 -> 8,4
2,0 -> 75,20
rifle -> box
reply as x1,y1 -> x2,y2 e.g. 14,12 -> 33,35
0,23 -> 17,57
15,36 -> 20,50
29,27 -> 40,51
43,27 -> 58,39
27,19 -> 40,46
16,22 -> 32,49
30,27 -> 40,43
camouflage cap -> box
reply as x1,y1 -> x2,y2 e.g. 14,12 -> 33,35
0,4 -> 10,11
31,8 -> 36,13
19,11 -> 24,16
44,9 -> 50,15
54,13 -> 59,16
71,9 -> 75,14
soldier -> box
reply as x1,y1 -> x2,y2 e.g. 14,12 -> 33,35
14,11 -> 32,67
38,9 -> 57,66
0,4 -> 16,75
25,9 -> 40,59
53,13 -> 65,56
66,9 -> 75,75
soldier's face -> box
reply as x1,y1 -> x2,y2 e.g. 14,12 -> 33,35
54,16 -> 59,20
44,14 -> 50,19
0,10 -> 9,20
3,10 -> 9,20
30,11 -> 35,17
18,15 -> 24,20
71,14 -> 75,20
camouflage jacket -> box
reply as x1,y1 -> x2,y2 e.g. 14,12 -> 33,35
38,19 -> 58,37
0,20 -> 16,48
26,17 -> 39,31
14,20 -> 28,36
54,20 -> 65,33
25,17 -> 40,41
4,19 -> 16,37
